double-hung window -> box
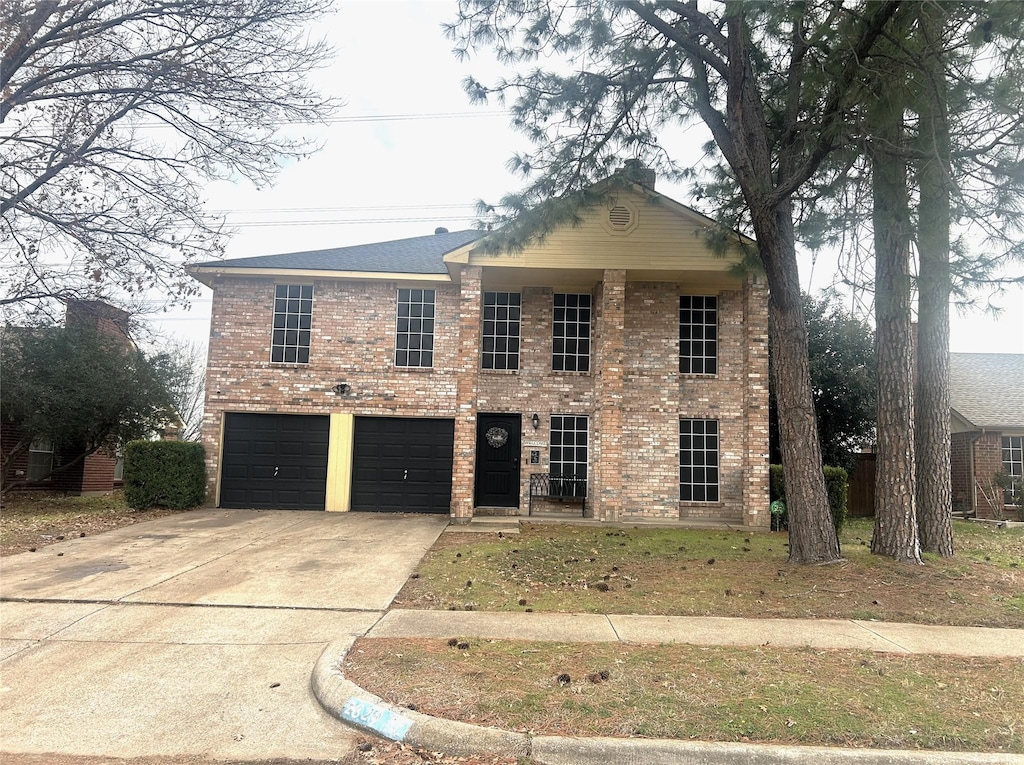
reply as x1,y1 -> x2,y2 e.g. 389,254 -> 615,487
550,415 -> 588,497
395,288 -> 435,368
28,439 -> 54,482
679,419 -> 719,502
1003,435 -> 1023,505
271,285 -> 313,363
679,295 -> 718,374
482,292 -> 521,370
553,293 -> 591,372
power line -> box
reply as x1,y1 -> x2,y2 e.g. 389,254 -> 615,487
213,203 -> 479,215
132,110 -> 509,129
224,215 -> 483,228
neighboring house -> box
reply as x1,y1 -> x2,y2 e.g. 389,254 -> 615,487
1,301 -> 129,494
950,353 -> 1024,519
189,171 -> 770,527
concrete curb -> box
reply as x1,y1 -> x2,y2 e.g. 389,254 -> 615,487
311,638 -> 531,759
311,639 -> 1023,765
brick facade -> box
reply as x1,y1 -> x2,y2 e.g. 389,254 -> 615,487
201,269 -> 771,527
951,430 -> 1021,519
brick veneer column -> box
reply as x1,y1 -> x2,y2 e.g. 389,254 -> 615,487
593,269 -> 626,521
451,266 -> 483,521
973,431 -> 1006,519
742,273 -> 770,528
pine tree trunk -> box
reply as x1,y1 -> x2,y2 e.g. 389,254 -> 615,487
719,11 -> 839,565
870,99 -> 922,564
755,205 -> 841,564
914,1 -> 954,557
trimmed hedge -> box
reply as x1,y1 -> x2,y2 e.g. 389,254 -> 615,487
124,440 -> 206,510
769,463 -> 848,533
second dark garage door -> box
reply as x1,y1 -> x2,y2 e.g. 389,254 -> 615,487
351,417 -> 454,513
220,412 -> 329,510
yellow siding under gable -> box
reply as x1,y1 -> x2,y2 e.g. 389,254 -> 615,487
465,190 -> 746,274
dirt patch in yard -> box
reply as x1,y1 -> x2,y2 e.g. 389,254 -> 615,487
394,520 -> 1024,628
0,491 -> 186,557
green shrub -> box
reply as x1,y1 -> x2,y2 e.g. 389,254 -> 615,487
124,440 -> 206,510
768,464 -> 848,533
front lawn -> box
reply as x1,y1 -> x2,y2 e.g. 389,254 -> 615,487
345,638 -> 1023,753
0,491 -> 186,557
394,519 -> 1024,628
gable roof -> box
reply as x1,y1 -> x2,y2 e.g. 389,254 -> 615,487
949,353 -> 1024,429
189,174 -> 753,286
191,229 -> 484,280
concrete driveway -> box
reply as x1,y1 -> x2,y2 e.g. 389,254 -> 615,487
0,509 -> 447,762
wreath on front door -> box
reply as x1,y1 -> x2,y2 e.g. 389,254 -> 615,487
485,426 -> 509,448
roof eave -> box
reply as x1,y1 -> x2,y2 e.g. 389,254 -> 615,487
187,265 -> 452,287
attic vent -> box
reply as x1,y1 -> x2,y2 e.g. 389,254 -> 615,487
601,199 -> 639,235
608,205 -> 633,230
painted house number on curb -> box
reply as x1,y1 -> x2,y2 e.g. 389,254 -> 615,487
340,697 -> 413,741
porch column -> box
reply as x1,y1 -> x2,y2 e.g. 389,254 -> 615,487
593,269 -> 626,522
451,266 -> 482,522
742,273 -> 771,528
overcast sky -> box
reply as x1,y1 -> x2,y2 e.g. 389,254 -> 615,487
146,0 -> 1024,356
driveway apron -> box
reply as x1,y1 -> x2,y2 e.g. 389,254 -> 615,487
0,509 -> 446,761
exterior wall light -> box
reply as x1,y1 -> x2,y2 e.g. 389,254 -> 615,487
532,413 -> 540,430
332,382 -> 350,395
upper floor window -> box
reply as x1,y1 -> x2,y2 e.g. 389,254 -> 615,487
271,284 -> 313,364
482,291 -> 521,370
1003,435 -> 1023,505
553,293 -> 591,372
395,288 -> 435,368
679,295 -> 718,375
680,419 -> 719,502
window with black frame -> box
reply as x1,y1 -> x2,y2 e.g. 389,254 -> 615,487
550,414 -> 588,497
552,293 -> 591,372
271,284 -> 313,364
679,295 -> 718,375
482,291 -> 521,370
679,419 -> 720,502
395,288 -> 436,368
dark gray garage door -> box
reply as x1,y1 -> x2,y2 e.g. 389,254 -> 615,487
351,417 -> 454,513
220,412 -> 329,510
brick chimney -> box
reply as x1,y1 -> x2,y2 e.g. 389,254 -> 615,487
621,159 -> 656,189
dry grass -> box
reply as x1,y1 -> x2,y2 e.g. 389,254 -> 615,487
394,519 -> 1024,628
0,491 -> 185,557
345,637 -> 1024,753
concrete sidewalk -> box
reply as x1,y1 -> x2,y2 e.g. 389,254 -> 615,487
313,608 -> 1024,765
367,608 -> 1024,657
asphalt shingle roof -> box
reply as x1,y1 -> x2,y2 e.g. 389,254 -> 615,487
949,353 -> 1024,428
193,229 -> 484,274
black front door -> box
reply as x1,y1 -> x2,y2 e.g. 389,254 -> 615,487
474,413 -> 522,507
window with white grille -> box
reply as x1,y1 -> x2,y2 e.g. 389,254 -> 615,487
550,415 -> 589,493
679,419 -> 719,502
1003,435 -> 1023,505
482,292 -> 521,370
395,288 -> 435,368
271,284 -> 313,364
679,295 -> 718,375
553,293 -> 591,372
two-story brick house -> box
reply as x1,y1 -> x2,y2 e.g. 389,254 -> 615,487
190,175 -> 770,527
